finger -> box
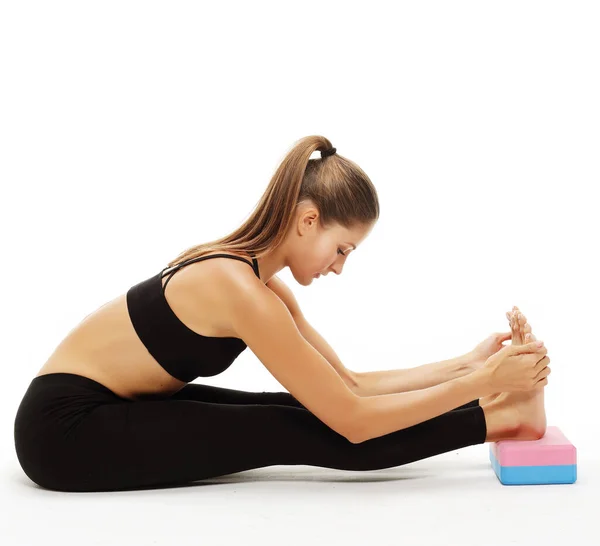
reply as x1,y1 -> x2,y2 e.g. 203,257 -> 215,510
534,355 -> 550,372
534,364 -> 551,381
510,340 -> 545,354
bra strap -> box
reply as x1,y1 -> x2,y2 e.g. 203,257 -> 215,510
160,253 -> 259,293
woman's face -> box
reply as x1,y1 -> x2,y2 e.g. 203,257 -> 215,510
290,204 -> 374,285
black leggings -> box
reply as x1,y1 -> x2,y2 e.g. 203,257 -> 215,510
13,372 -> 487,492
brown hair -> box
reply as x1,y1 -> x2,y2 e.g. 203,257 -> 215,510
166,135 -> 379,268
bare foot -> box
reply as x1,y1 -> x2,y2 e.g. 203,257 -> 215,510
485,307 -> 548,440
487,385 -> 547,441
479,306 -> 527,406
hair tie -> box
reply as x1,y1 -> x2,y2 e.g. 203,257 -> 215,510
321,147 -> 337,158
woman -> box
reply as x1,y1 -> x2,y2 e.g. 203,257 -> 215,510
13,135 -> 550,492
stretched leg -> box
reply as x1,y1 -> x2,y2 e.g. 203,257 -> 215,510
171,383 -> 479,411
15,374 -> 487,493
59,401 -> 489,492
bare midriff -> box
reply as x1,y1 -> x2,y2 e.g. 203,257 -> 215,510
34,252 -> 258,401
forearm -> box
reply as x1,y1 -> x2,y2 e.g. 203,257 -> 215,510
354,353 -> 476,397
353,369 -> 491,443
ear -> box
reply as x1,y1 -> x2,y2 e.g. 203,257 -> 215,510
299,208 -> 319,234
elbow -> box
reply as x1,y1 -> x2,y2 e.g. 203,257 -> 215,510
346,424 -> 367,444
346,431 -> 364,445
342,395 -> 367,444
345,425 -> 367,444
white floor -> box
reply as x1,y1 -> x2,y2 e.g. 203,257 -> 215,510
2,438 -> 597,546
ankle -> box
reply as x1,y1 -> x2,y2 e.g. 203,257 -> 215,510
482,400 -> 520,442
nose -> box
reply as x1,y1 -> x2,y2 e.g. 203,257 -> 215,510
325,264 -> 343,276
323,255 -> 346,276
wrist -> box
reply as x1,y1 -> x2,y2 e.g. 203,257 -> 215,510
464,351 -> 485,373
464,366 -> 493,398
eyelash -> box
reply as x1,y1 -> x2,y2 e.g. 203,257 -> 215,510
338,248 -> 346,256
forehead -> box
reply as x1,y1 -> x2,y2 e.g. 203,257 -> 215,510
335,222 -> 373,243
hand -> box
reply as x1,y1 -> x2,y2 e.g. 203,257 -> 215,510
469,332 -> 512,369
481,341 -> 551,393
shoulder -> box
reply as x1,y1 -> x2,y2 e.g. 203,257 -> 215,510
206,255 -> 301,319
265,275 -> 302,318
203,253 -> 262,293
210,255 -> 271,304
219,267 -> 289,333
215,265 -> 302,326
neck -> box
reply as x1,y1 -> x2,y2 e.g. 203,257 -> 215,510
253,246 -> 289,284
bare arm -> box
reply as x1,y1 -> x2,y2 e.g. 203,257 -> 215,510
353,369 -> 491,444
263,274 -> 488,437
265,276 -> 481,397
355,353 -> 476,396
266,275 -> 360,393
294,315 -> 360,393
228,275 -> 362,443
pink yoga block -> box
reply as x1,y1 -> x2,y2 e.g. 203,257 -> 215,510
490,426 -> 576,466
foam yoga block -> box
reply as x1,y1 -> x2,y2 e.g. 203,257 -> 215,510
489,426 -> 577,485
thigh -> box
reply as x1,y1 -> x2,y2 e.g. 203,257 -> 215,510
170,382 -> 306,409
56,396 -> 338,491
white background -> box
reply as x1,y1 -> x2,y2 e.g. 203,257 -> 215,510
1,1 -> 598,545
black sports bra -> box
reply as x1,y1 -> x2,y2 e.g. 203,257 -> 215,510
126,253 -> 260,382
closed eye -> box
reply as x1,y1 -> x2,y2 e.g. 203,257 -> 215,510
338,248 -> 346,256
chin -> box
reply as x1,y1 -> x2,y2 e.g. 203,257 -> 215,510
295,271 -> 316,286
